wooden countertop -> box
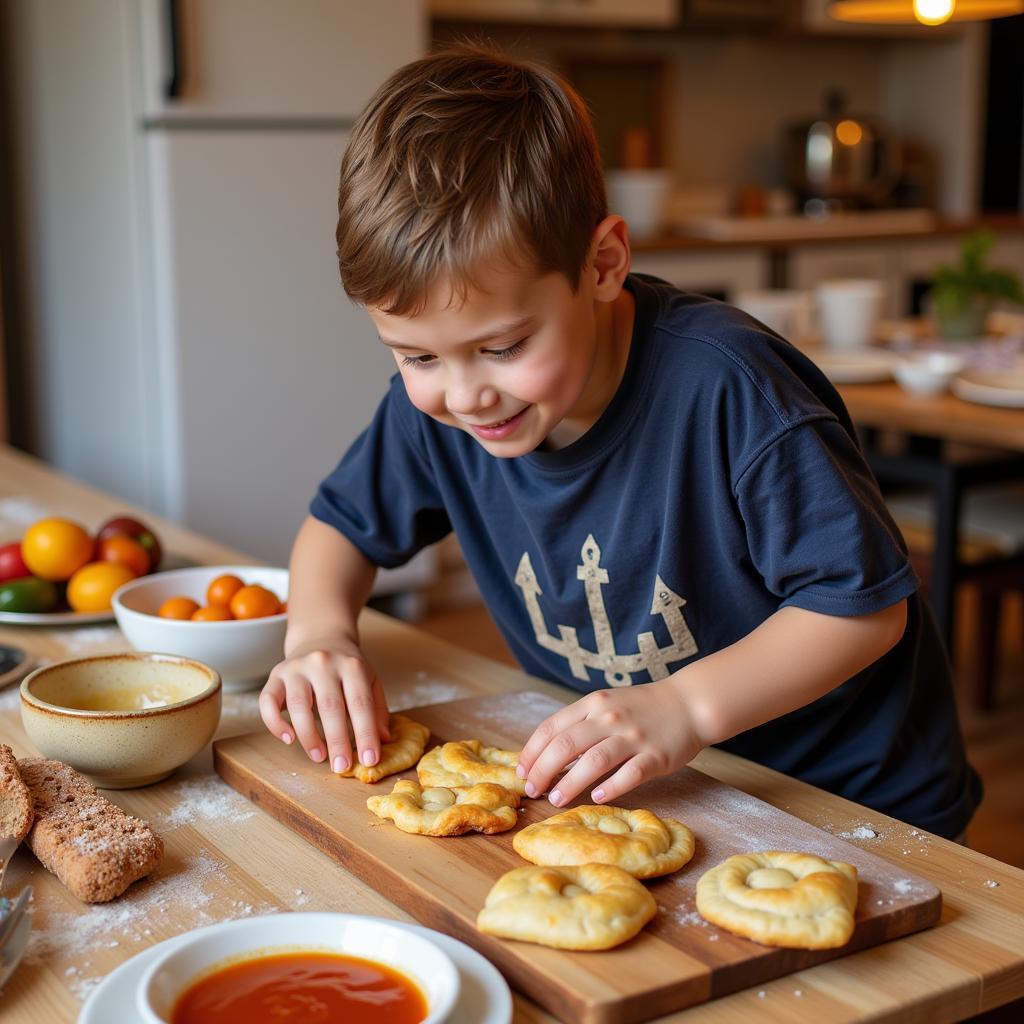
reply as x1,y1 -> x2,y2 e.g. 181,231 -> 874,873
631,214 -> 1024,254
836,381 -> 1024,452
2,443 -> 1024,1022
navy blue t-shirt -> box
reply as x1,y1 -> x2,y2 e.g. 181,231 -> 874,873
312,274 -> 981,838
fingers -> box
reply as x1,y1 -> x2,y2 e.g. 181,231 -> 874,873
542,736 -> 631,807
258,674 -> 293,743
521,717 -> 608,803
308,670 -> 353,774
342,657 -> 385,769
516,704 -> 587,786
371,675 -> 392,742
282,675 -> 324,762
588,754 -> 658,805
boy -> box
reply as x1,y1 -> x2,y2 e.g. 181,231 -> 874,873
259,47 -> 980,840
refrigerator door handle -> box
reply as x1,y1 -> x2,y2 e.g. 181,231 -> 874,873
163,0 -> 183,100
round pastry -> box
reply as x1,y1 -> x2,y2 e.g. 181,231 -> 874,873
366,778 -> 520,836
417,739 -> 527,795
476,863 -> 657,951
696,851 -> 858,950
338,714 -> 430,784
513,805 -> 695,879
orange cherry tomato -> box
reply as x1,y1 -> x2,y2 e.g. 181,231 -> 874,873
229,584 -> 281,620
206,573 -> 245,607
66,562 -> 136,613
96,535 -> 150,578
191,604 -> 233,621
158,596 -> 200,620
21,517 -> 94,581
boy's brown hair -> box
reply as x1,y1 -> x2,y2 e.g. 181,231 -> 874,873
336,46 -> 606,315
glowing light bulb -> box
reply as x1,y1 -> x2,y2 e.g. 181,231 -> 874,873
913,0 -> 955,24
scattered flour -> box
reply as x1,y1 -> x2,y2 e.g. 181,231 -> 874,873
470,689 -> 565,738
43,627 -> 124,654
836,826 -> 878,840
674,908 -> 709,928
158,776 -> 256,829
24,848 -> 274,1003
984,880 -> 1001,889
389,674 -> 470,711
0,497 -> 59,531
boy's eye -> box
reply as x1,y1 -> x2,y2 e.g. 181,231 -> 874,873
399,353 -> 436,368
486,339 -> 527,361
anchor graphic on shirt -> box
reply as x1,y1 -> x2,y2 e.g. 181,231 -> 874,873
514,534 -> 698,687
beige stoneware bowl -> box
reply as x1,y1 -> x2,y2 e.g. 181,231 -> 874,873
20,652 -> 221,788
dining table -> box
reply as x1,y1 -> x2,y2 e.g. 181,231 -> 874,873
834,377 -> 1024,660
2,441 -> 1024,1023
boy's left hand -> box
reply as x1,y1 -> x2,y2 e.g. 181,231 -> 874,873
515,679 -> 704,807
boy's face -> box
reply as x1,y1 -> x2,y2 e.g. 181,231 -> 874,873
368,259 -> 612,457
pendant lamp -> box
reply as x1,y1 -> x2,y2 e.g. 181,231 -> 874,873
829,1 -> 1024,24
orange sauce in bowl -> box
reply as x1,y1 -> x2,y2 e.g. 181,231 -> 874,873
170,951 -> 429,1023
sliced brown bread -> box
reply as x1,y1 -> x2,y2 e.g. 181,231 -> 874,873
0,744 -> 33,841
18,757 -> 163,902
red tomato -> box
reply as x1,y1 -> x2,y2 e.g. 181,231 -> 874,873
0,541 -> 31,584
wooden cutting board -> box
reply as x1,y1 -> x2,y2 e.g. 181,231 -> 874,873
213,690 -> 942,1024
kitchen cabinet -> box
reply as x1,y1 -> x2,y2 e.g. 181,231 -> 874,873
684,0 -> 790,27
631,249 -> 769,302
428,0 -> 678,27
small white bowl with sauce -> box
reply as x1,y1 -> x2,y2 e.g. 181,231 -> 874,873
137,912 -> 460,1024
20,652 -> 221,788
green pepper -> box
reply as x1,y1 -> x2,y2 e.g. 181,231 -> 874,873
0,576 -> 60,614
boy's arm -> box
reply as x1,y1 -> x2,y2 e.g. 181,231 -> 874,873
259,516 -> 388,774
516,600 -> 908,807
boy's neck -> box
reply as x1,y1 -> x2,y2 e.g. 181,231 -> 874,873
542,287 -> 636,451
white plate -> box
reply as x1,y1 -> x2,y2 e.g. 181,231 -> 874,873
0,554 -> 197,627
952,367 -> 1024,408
78,919 -> 512,1024
811,348 -> 895,384
0,607 -> 114,626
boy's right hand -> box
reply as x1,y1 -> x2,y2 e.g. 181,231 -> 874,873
259,638 -> 391,775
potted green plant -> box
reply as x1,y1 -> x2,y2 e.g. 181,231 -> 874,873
930,229 -> 1024,340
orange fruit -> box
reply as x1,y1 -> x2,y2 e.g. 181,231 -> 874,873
159,595 -> 200,620
229,584 -> 282,620
66,561 -> 135,612
96,535 -> 150,578
191,604 -> 233,622
206,573 -> 245,607
21,517 -> 94,581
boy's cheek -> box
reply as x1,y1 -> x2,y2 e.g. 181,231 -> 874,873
402,377 -> 446,419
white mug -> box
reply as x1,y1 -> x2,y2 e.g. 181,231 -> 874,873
734,289 -> 816,342
815,279 -> 885,350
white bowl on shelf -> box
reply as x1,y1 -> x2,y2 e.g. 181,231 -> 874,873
136,913 -> 460,1024
892,351 -> 966,397
112,566 -> 288,692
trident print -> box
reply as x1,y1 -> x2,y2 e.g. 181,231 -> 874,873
515,534 -> 698,687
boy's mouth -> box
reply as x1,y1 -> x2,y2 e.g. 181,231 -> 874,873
467,408 -> 529,440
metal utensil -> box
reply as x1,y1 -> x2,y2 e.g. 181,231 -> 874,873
0,887 -> 32,992
0,837 -> 18,892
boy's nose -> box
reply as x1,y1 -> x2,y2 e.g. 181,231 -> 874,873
445,376 -> 497,417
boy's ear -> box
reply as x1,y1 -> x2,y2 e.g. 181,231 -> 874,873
590,215 -> 631,301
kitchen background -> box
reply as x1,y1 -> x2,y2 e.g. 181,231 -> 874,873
0,1 -> 1021,571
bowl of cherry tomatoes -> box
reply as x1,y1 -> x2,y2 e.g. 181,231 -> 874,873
112,566 -> 288,691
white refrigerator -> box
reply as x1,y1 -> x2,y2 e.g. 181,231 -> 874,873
7,0 -> 436,590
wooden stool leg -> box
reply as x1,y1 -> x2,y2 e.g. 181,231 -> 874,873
975,585 -> 1002,712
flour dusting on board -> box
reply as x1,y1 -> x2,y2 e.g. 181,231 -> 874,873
390,674 -> 471,711
467,689 -> 565,741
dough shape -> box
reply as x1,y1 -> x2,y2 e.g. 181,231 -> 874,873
477,863 -> 657,951
513,804 -> 695,879
366,778 -> 519,836
696,850 -> 858,950
417,739 -> 527,795
338,714 -> 430,783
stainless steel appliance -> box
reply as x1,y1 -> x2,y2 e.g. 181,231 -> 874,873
786,90 -> 902,212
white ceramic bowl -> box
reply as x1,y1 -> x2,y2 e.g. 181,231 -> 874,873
20,653 -> 221,788
137,912 -> 460,1024
606,168 -> 672,239
113,566 -> 288,692
893,351 -> 966,397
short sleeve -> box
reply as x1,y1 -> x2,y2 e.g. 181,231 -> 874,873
735,417 -> 918,616
310,380 -> 452,568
